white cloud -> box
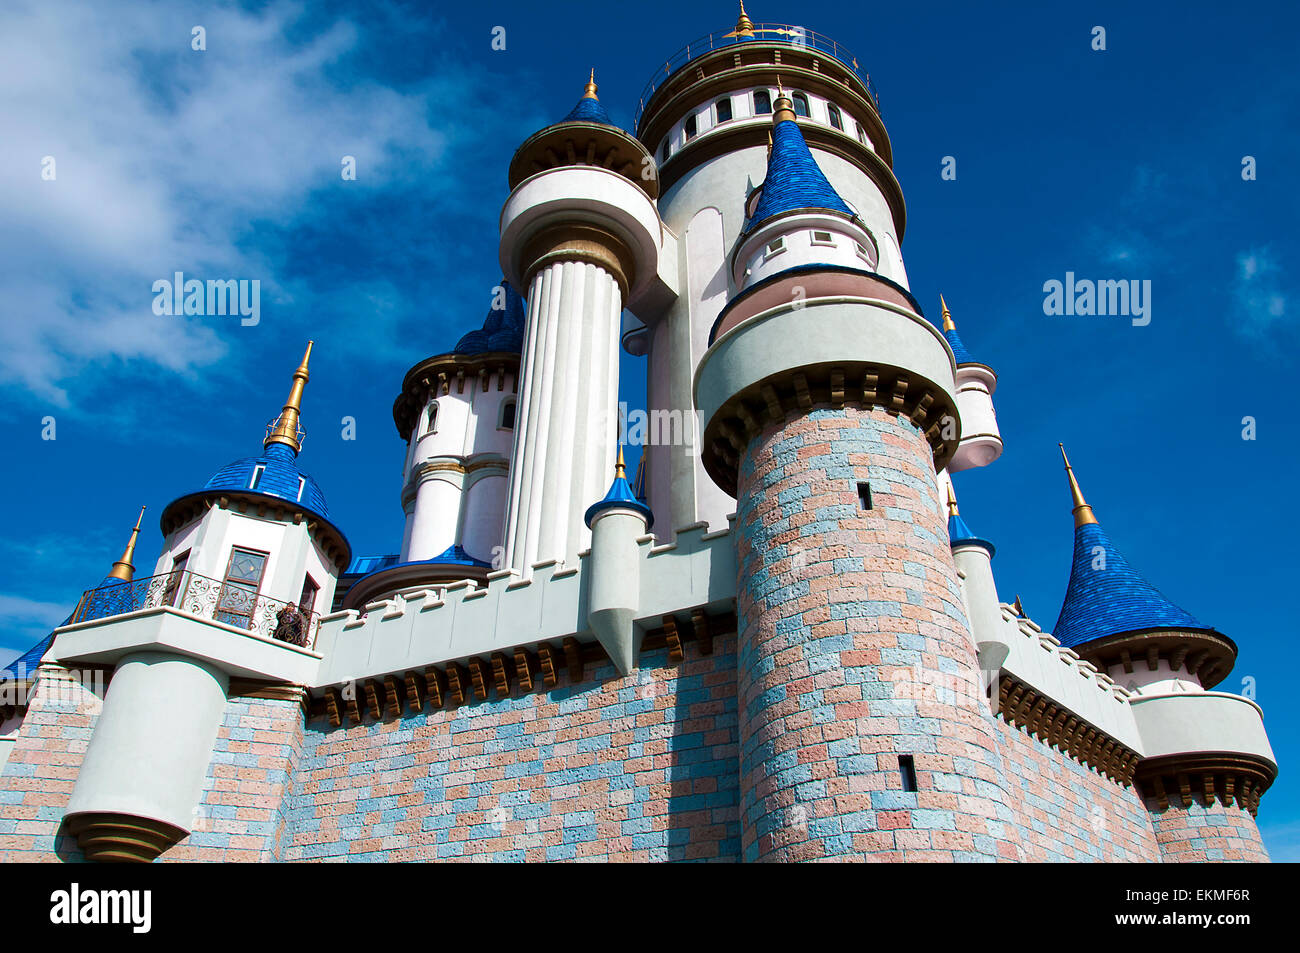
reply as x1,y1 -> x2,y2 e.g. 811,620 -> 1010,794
0,0 -> 486,406
1232,248 -> 1288,336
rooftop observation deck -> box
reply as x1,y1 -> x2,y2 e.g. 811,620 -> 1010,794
634,23 -> 878,129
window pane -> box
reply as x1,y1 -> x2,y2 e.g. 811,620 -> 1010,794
828,104 -> 843,130
716,98 -> 732,123
792,93 -> 809,117
754,90 -> 771,114
685,114 -> 697,139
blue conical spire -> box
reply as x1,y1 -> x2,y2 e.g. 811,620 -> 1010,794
562,69 -> 615,126
584,447 -> 654,529
1052,447 -> 1206,648
746,88 -> 853,231
939,295 -> 978,364
946,484 -> 995,556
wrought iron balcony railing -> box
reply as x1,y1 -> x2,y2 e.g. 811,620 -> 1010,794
635,24 -> 877,128
69,570 -> 321,650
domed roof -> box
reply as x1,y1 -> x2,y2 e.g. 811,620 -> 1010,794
746,113 -> 853,233
560,69 -> 616,126
454,281 -> 526,354
203,441 -> 330,518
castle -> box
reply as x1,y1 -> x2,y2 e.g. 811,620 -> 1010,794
0,7 -> 1277,862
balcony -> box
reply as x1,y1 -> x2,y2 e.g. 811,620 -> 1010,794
635,24 -> 877,127
70,570 -> 321,651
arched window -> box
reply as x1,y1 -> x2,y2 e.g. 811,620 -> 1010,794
791,92 -> 810,117
715,97 -> 732,124
827,103 -> 843,130
684,113 -> 697,140
424,401 -> 439,436
754,90 -> 772,115
856,121 -> 869,145
499,398 -> 517,430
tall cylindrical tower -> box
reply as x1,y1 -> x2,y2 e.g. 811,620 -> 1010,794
499,75 -> 667,575
692,62 -> 1022,859
632,9 -> 908,537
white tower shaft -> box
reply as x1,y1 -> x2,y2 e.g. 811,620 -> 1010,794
505,260 -> 621,574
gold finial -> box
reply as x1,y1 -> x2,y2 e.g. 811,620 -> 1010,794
265,341 -> 314,454
107,505 -> 147,582
766,128 -> 773,157
582,68 -> 599,100
735,1 -> 755,37
946,482 -> 959,517
615,443 -> 627,479
940,294 -> 956,332
772,74 -> 796,123
1013,594 -> 1025,617
1059,443 -> 1098,527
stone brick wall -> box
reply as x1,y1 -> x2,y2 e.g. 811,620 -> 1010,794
995,719 -> 1159,861
1144,795 -> 1270,862
0,665 -> 103,862
162,696 -> 305,862
732,403 -> 1023,861
281,641 -> 741,861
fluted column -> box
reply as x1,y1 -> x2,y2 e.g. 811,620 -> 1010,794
505,258 -> 622,575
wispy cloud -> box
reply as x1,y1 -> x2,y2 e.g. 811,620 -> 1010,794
0,0 -> 525,410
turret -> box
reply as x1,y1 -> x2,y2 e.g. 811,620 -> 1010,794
1052,444 -> 1275,861
56,344 -> 349,861
358,282 -> 524,607
583,447 -> 654,674
693,54 -> 1022,861
941,296 -> 1002,472
499,72 -> 673,576
946,484 -> 1007,687
631,6 -> 905,538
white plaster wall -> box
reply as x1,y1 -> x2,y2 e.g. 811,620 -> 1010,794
738,219 -> 877,288
462,470 -> 508,565
1104,657 -> 1204,696
660,87 -> 876,162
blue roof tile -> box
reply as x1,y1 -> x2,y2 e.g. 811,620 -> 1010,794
947,512 -> 995,557
746,118 -> 853,232
562,96 -> 614,126
202,442 -> 330,518
1053,521 -> 1207,648
454,281 -> 526,355
944,325 -> 976,365
585,468 -> 653,529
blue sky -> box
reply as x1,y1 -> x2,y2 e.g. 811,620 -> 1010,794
1,0 -> 1296,856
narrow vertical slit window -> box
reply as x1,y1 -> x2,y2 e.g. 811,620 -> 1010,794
899,755 -> 918,792
715,97 -> 732,123
684,113 -> 697,140
857,481 -> 872,510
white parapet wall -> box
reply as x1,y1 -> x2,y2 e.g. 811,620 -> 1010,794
990,604 -> 1145,753
313,520 -> 737,687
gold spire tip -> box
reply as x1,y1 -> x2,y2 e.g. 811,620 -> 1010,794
265,341 -> 314,453
615,444 -> 626,478
946,483 -> 959,516
583,68 -> 598,99
735,2 -> 754,37
108,504 -> 147,582
1058,443 -> 1098,526
940,294 -> 955,332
